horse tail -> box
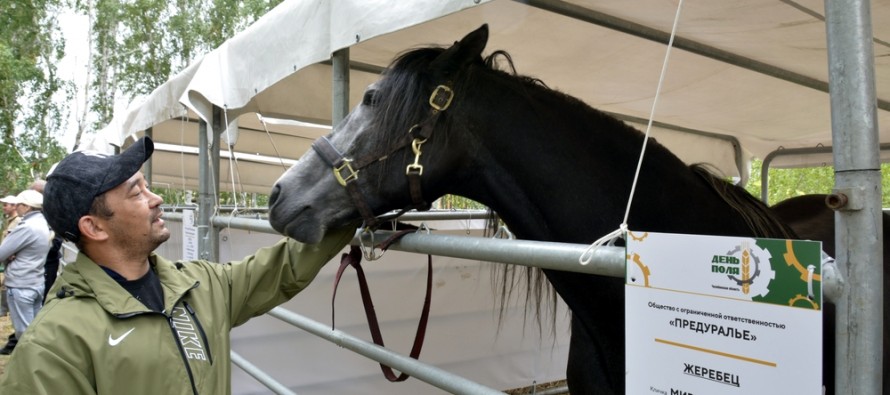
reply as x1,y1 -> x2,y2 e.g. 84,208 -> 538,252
690,164 -> 798,239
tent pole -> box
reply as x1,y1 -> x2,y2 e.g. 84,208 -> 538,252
332,48 -> 350,127
824,0 -> 883,393
197,108 -> 223,262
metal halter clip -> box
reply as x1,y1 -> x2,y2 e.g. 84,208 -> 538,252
359,227 -> 382,261
429,85 -> 454,111
406,138 -> 426,175
333,159 -> 358,186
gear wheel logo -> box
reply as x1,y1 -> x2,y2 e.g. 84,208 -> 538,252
718,241 -> 776,298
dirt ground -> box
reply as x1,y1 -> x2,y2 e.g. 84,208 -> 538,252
0,313 -> 10,378
505,379 -> 568,394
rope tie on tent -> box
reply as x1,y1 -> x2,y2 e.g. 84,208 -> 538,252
222,109 -> 247,212
580,0 -> 685,265
256,113 -> 291,171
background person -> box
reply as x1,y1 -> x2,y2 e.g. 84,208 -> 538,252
1,195 -> 21,316
0,195 -> 20,239
0,190 -> 51,355
0,195 -> 21,350
0,137 -> 356,393
1,195 -> 20,317
27,179 -> 63,301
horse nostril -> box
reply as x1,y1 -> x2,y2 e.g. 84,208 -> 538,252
268,184 -> 281,206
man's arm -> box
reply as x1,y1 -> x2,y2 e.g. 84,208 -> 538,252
226,225 -> 357,326
0,341 -> 97,394
0,226 -> 29,262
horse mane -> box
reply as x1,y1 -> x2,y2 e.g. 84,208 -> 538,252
494,163 -> 802,337
377,45 -> 562,335
374,46 -> 544,152
379,44 -> 797,337
690,164 -> 797,239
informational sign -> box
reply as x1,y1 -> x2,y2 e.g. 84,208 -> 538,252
625,231 -> 823,395
182,209 -> 198,261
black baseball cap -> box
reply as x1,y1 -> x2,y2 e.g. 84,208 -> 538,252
44,137 -> 154,242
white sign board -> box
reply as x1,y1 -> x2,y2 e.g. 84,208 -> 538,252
181,209 -> 199,261
626,231 -> 823,395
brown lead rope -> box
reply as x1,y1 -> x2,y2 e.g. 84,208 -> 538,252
331,229 -> 433,382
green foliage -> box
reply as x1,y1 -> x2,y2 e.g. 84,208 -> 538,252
2,0 -> 288,197
78,0 -> 285,130
0,132 -> 66,196
151,189 -> 255,208
745,158 -> 890,207
0,0 -> 69,196
435,195 -> 487,210
744,159 -> 835,205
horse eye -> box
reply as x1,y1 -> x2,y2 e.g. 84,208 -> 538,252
362,90 -> 377,106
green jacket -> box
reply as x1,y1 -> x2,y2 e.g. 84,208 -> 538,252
0,226 -> 354,394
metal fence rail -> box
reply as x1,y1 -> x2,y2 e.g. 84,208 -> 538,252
230,351 -> 297,395
165,212 -> 842,299
167,212 -> 613,394
266,307 -> 505,394
164,211 -> 845,394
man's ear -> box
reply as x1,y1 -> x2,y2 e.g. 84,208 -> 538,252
78,215 -> 109,242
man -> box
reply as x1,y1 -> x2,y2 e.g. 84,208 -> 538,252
0,189 -> 51,355
0,195 -> 20,240
0,137 -> 355,393
27,179 -> 64,301
0,195 -> 21,319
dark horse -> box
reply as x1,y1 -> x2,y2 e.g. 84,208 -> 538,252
269,25 -> 858,393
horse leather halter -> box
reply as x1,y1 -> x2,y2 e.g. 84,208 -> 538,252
315,84 -> 454,381
311,84 -> 455,229
332,228 -> 432,382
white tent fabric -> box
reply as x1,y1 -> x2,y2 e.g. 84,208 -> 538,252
98,0 -> 890,195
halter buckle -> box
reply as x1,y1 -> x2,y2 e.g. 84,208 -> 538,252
429,85 -> 454,111
333,159 -> 359,186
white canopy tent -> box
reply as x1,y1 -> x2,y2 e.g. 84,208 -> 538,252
89,0 -> 887,393
97,0 -> 890,194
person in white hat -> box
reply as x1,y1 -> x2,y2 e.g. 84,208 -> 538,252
0,195 -> 20,241
0,194 -> 21,320
0,189 -> 51,355
27,179 -> 63,302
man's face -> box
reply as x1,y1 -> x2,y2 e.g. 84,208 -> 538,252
14,204 -> 29,217
2,203 -> 14,217
97,171 -> 170,253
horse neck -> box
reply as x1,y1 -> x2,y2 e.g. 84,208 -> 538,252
451,85 -> 758,243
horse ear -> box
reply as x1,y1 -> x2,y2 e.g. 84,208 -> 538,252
430,24 -> 489,77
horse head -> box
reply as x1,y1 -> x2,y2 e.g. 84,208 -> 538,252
269,25 -> 490,243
